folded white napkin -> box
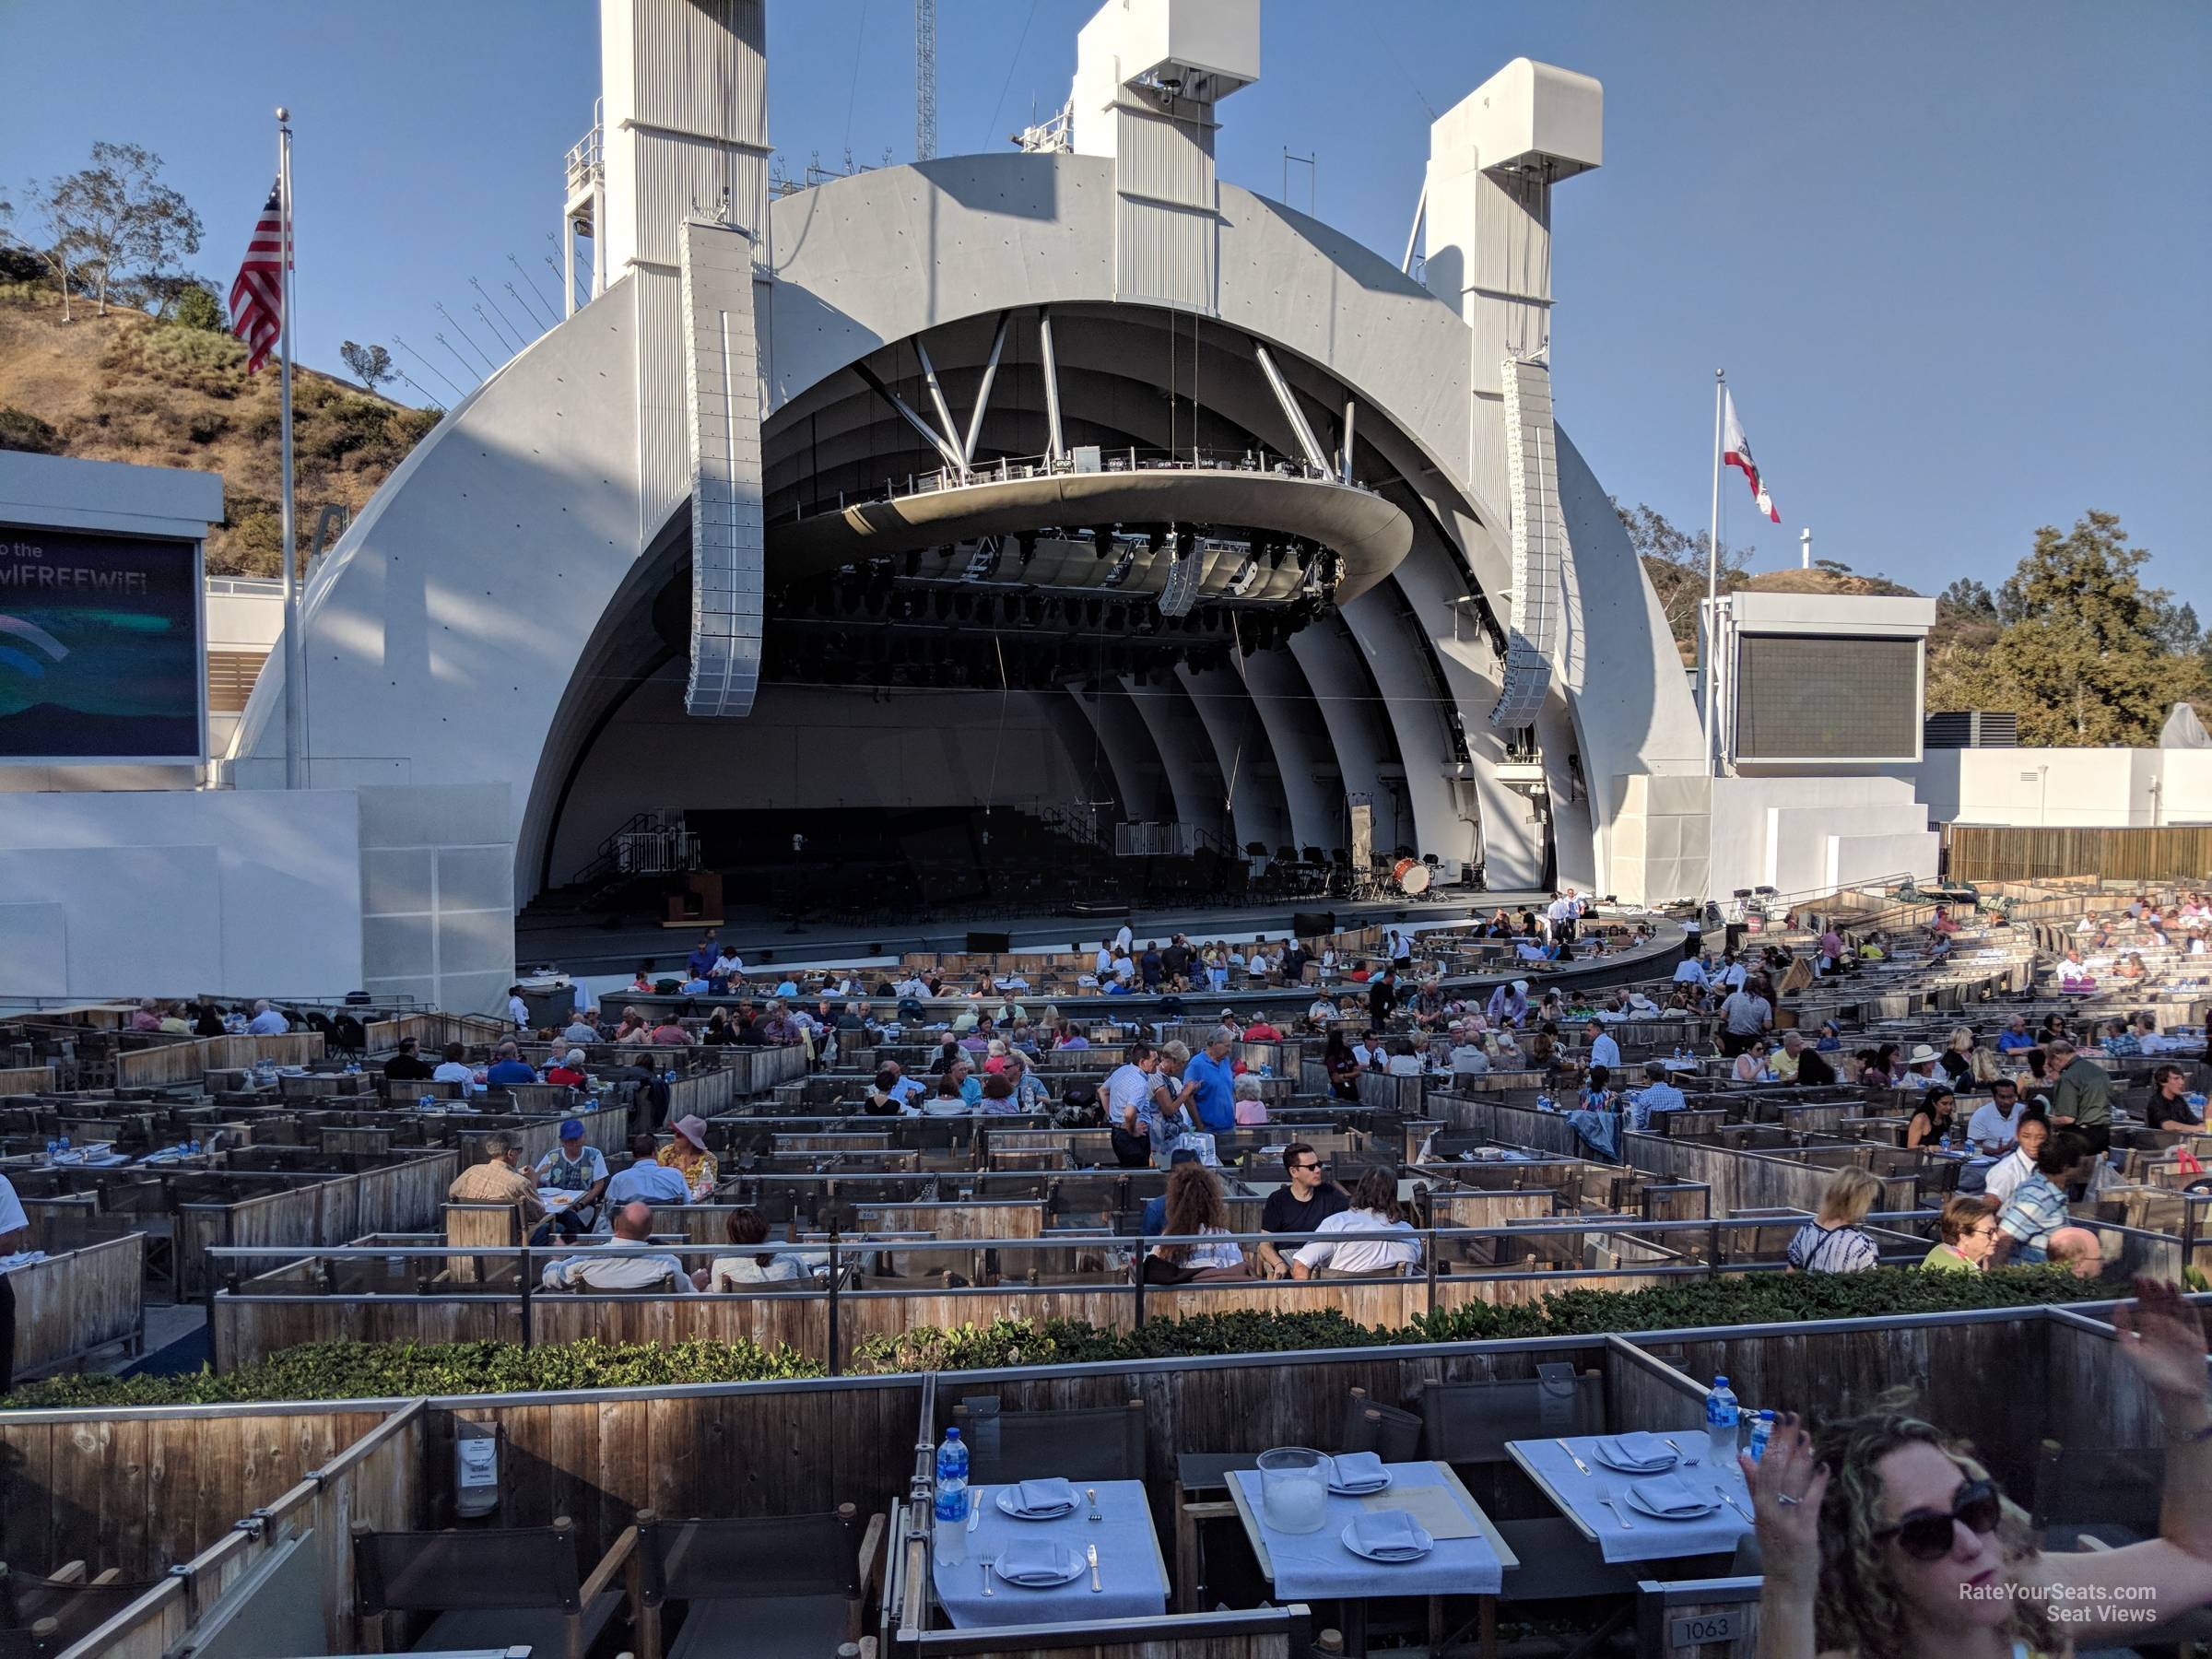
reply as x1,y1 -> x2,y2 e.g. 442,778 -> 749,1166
1347,1509 -> 1428,1558
994,1539 -> 1077,1583
1014,1477 -> 1077,1513
1329,1451 -> 1387,1487
1628,1473 -> 1712,1517
1596,1432 -> 1674,1470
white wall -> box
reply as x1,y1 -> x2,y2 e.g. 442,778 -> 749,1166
1707,774 -> 1936,900
1916,748 -> 2212,829
0,789 -> 363,1001
548,674 -> 1093,877
358,784 -> 516,1018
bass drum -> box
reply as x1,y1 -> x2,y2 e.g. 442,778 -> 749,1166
1392,856 -> 1431,896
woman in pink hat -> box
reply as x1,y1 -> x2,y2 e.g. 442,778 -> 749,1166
657,1115 -> 719,1199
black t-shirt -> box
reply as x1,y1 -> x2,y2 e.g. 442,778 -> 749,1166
383,1054 -> 434,1081
1368,980 -> 1396,1022
1262,1182 -> 1351,1236
1162,945 -> 1191,977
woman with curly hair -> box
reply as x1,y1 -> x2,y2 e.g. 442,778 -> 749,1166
1747,1279 -> 2212,1657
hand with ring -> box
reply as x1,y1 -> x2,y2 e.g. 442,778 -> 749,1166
1742,1410 -> 1829,1594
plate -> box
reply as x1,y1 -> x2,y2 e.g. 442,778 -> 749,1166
1339,1514 -> 1434,1563
1622,1483 -> 1722,1521
995,1487 -> 1078,1521
989,1541 -> 1086,1587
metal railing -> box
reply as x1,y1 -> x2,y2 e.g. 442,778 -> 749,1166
564,100 -> 604,199
206,1208 -> 1947,1375
789,446 -> 1375,523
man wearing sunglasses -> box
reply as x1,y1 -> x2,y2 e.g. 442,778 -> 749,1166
1255,1142 -> 1347,1279
1746,1279 -> 2212,1657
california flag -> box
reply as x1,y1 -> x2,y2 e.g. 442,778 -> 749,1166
1722,389 -> 1781,524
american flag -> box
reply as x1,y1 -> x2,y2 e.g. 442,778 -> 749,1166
229,181 -> 288,373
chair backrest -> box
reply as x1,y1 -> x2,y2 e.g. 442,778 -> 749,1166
1338,1389 -> 1421,1463
637,1506 -> 859,1606
1416,1366 -> 1606,1463
1635,1574 -> 1762,1658
954,1398 -> 1147,1485
353,1521 -> 583,1614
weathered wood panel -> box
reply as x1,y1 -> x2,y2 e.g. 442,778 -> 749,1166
1947,824 -> 2212,884
10,1233 -> 142,1378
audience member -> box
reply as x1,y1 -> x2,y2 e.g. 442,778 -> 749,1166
698,1206 -> 806,1289
2148,1064 -> 2206,1132
534,1118 -> 610,1234
1255,1143 -> 1348,1278
1183,1027 -> 1239,1133
1786,1168 -> 1882,1273
382,1038 -> 434,1082
246,999 -> 290,1036
447,1131 -> 549,1239
1903,1087 -> 1958,1150
1988,1130 -> 2103,1276
430,1042 -> 475,1086
1144,1161 -> 1248,1283
2046,1036 -> 2111,1159
483,1041 -> 537,1086
540,1201 -> 693,1293
1920,1194 -> 1999,1272
1964,1077 -> 2025,1153
657,1116 -> 719,1199
1290,1166 -> 1418,1280
1745,1282 -> 2211,1657
605,1134 -> 689,1208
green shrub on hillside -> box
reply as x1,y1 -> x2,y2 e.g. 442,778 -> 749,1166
0,406 -> 63,454
3,1268 -> 2119,1409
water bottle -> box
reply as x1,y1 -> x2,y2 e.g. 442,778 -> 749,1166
43,1140 -> 56,1162
1260,1063 -> 1274,1079
57,1135 -> 69,1155
1706,1376 -> 1741,1465
1535,1093 -> 1555,1113
933,1428 -> 971,1565
418,1095 -> 434,1112
1747,1408 -> 1776,1463
187,1138 -> 201,1157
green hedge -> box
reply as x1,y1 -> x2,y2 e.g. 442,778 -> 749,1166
3,1267 -> 2115,1409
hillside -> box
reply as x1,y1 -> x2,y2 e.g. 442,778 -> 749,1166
0,284 -> 437,575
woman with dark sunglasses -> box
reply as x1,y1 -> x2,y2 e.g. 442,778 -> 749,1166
1746,1280 -> 2212,1656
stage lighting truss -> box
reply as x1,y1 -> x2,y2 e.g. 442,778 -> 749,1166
961,538 -> 1002,581
1227,554 -> 1262,597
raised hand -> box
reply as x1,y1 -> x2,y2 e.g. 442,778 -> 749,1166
2112,1277 -> 2210,1405
1741,1411 -> 1830,1591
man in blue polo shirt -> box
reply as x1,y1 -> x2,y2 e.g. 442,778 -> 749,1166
1183,1026 -> 1239,1134
484,1041 -> 538,1086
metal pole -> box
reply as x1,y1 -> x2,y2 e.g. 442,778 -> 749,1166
1702,370 -> 1724,781
1037,308 -> 1065,465
827,1238 -> 842,1375
277,110 -> 304,789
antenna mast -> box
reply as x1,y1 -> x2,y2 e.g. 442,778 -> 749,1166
915,0 -> 937,160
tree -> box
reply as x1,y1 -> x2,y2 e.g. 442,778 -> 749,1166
0,193 -> 77,321
35,142 -> 202,316
1612,499 -> 1752,661
171,281 -> 224,333
1936,577 -> 1996,618
1925,511 -> 2208,746
340,341 -> 394,394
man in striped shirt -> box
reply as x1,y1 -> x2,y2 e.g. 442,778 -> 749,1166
1988,1130 -> 2103,1277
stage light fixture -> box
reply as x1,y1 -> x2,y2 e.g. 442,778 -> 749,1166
1228,556 -> 1261,597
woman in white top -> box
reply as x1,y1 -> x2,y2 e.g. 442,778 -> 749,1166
696,1206 -> 806,1290
1733,1040 -> 1771,1083
1980,1112 -> 2047,1206
1144,1161 -> 1248,1281
1290,1167 -> 1420,1279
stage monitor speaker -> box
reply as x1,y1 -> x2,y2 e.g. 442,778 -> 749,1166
966,930 -> 1014,954
1292,911 -> 1336,939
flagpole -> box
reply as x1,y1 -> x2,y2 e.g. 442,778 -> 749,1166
1703,369 -> 1724,781
276,107 -> 303,790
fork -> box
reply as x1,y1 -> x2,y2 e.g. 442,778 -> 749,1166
981,1556 -> 994,1596
1595,1490 -> 1635,1529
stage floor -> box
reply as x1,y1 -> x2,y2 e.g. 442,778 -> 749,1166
519,890 -> 1571,978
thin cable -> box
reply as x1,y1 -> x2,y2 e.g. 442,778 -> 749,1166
984,629 -> 1012,808
391,334 -> 468,398
435,304 -> 500,372
508,251 -> 557,316
982,0 -> 1041,150
842,0 -> 871,158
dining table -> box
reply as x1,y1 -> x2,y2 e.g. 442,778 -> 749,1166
1504,1432 -> 1753,1565
1223,1459 -> 1516,1658
930,1477 -> 1170,1630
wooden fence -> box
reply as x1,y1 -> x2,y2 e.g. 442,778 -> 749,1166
112,1032 -> 327,1090
179,1154 -> 459,1299
1946,824 -> 2212,884
10,1235 -> 144,1379
54,1400 -> 424,1659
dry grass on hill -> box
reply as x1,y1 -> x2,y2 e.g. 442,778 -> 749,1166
0,284 -> 436,575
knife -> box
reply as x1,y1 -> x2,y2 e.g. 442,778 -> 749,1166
967,1487 -> 983,1531
1087,1542 -> 1101,1593
1555,1437 -> 1593,1476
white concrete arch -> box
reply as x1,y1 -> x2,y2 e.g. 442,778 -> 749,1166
1176,662 -> 1293,854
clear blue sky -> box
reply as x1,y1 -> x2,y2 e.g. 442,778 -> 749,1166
5,0 -> 2206,608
